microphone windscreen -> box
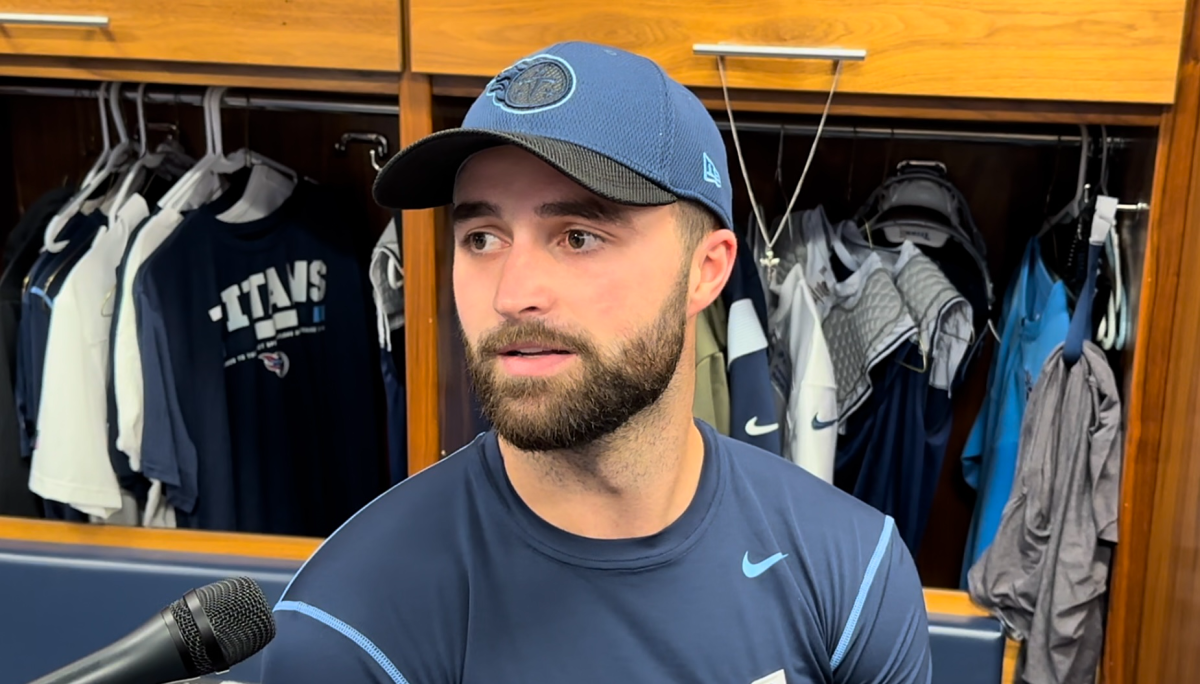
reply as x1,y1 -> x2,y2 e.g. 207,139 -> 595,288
168,577 -> 276,674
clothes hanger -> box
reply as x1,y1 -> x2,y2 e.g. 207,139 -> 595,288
43,82 -> 136,250
109,83 -> 195,215
1096,224 -> 1127,351
158,86 -> 223,211
1063,195 -> 1118,365
44,83 -> 134,292
20,83 -> 112,288
1094,125 -> 1129,352
1038,124 -> 1090,240
212,89 -> 298,223
110,83 -> 155,214
79,83 -> 113,190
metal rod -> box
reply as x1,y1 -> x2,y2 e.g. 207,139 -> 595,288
714,120 -> 1131,147
0,82 -> 1136,147
0,83 -> 399,117
1116,202 -> 1149,212
0,12 -> 109,28
694,44 -> 867,62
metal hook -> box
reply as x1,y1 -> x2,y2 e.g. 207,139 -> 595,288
335,132 -> 390,171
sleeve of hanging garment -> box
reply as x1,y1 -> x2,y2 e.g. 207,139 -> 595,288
14,294 -> 33,459
134,260 -> 200,517
28,247 -> 124,519
831,517 -> 933,684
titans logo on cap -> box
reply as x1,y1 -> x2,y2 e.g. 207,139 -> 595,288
485,54 -> 577,114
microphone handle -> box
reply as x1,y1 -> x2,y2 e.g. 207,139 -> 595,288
28,610 -> 194,684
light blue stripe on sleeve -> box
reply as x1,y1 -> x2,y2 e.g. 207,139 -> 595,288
275,600 -> 410,684
830,515 -> 896,670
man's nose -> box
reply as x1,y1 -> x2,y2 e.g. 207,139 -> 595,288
492,240 -> 556,319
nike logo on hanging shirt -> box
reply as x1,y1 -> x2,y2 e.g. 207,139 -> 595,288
742,552 -> 789,578
745,417 -> 779,436
811,414 -> 837,430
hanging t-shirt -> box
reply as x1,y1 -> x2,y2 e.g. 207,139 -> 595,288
960,238 -> 1070,585
17,209 -> 105,460
262,420 -> 932,684
968,342 -> 1122,684
722,234 -> 782,455
767,262 -> 837,482
135,182 -> 386,537
18,208 -> 106,522
0,186 -> 74,518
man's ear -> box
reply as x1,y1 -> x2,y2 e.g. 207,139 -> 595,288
688,228 -> 738,317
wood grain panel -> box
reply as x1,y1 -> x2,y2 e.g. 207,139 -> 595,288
1104,1 -> 1199,681
410,0 -> 1186,104
0,0 -> 400,73
431,75 -> 1166,127
1127,0 -> 1200,668
399,72 -> 442,476
0,516 -> 321,560
0,54 -> 400,94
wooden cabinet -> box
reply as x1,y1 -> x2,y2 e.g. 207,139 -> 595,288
0,0 -> 400,73
408,0 -> 1188,104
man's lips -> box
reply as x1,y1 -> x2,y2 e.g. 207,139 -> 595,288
496,343 -> 574,357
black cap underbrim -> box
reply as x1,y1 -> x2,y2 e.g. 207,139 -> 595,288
372,128 -> 677,210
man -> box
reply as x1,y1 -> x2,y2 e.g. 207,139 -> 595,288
261,41 -> 932,683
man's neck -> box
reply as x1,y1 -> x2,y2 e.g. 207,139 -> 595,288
499,393 -> 706,540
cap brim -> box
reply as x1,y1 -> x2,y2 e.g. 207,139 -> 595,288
372,128 -> 677,210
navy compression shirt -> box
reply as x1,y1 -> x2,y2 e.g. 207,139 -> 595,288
262,419 -> 932,683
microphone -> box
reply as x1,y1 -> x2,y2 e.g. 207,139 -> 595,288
27,576 -> 277,684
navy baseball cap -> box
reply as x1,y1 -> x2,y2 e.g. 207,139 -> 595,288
372,41 -> 734,230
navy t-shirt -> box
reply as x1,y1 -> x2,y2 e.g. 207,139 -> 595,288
136,182 -> 386,536
263,420 -> 932,683
17,210 -> 105,461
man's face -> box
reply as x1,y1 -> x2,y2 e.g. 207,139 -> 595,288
452,145 -> 694,452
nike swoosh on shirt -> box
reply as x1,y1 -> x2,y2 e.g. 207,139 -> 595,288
745,417 -> 779,436
811,414 -> 837,430
743,552 -> 789,578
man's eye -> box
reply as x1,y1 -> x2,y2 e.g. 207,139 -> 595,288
566,230 -> 602,251
467,233 -> 500,252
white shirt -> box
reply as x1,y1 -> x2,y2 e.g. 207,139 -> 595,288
768,263 -> 838,483
30,195 -> 151,519
111,204 -> 187,470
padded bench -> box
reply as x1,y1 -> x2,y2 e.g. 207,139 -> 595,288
0,538 -> 1008,684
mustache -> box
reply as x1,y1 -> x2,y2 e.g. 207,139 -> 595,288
474,320 -> 597,357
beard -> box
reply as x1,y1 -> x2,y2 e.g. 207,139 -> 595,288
463,270 -> 689,453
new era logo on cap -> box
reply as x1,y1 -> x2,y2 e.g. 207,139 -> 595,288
372,41 -> 734,232
703,152 -> 722,188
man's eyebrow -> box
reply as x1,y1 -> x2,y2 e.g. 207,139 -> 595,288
536,199 -> 632,225
451,201 -> 501,224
